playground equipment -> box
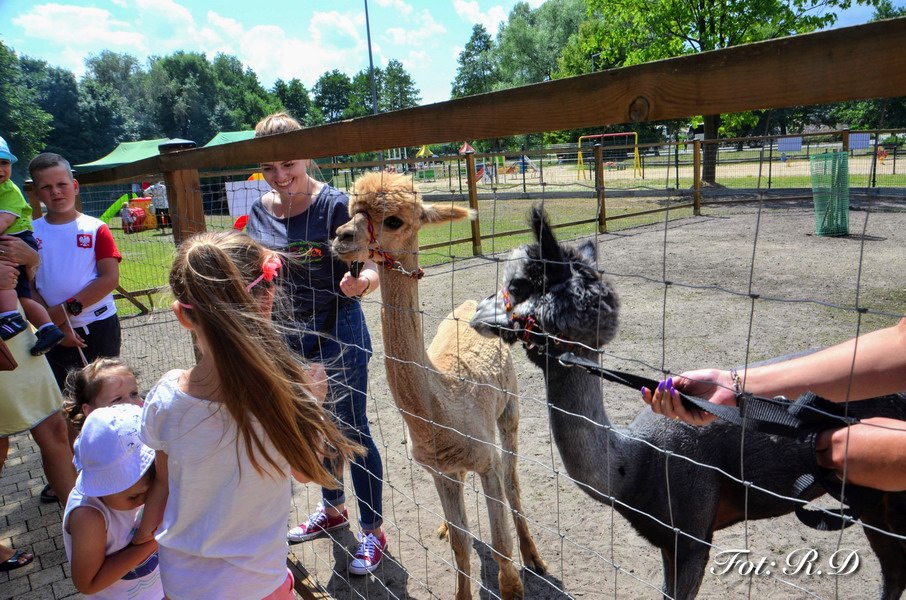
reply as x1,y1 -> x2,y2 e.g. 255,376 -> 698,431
577,132 -> 642,179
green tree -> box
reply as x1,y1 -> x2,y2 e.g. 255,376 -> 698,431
0,42 -> 52,182
346,68 -> 383,119
19,57 -> 88,163
577,0 -> 882,181
494,0 -> 585,87
272,78 -> 312,123
381,59 -> 420,112
148,52 -> 219,144
211,53 -> 275,130
313,69 -> 352,123
451,24 -> 497,99
82,50 -> 153,140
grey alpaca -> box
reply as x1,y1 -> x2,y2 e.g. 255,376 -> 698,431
470,207 -> 906,599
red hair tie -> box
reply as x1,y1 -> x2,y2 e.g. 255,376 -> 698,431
246,254 -> 282,292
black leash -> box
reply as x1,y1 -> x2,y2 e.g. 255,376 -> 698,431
550,349 -> 883,529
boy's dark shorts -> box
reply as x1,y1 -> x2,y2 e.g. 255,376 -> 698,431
12,231 -> 38,300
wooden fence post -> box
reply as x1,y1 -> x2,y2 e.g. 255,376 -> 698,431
159,140 -> 205,245
463,151 -> 483,256
841,129 -> 850,152
595,143 -> 607,233
693,140 -> 702,216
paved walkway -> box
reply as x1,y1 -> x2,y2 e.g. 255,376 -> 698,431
0,432 -> 79,600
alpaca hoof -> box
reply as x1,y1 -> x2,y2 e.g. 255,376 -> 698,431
525,554 -> 548,575
436,522 -> 449,540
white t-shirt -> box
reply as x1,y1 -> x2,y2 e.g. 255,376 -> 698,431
63,488 -> 164,600
139,370 -> 291,600
146,183 -> 168,210
32,213 -> 121,328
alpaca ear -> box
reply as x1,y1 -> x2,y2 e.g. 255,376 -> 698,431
531,206 -> 569,284
421,204 -> 474,225
578,240 -> 597,265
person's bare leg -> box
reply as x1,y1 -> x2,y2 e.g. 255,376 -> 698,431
0,542 -> 33,565
30,411 -> 75,502
0,436 -> 9,473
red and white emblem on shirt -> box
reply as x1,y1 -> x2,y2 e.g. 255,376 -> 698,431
77,233 -> 93,248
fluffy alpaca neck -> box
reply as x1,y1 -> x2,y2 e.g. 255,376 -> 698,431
375,252 -> 437,418
536,348 -> 622,502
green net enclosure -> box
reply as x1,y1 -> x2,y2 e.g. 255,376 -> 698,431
809,151 -> 850,236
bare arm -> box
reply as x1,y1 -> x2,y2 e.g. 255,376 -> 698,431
132,451 -> 169,544
736,317 -> 906,402
0,212 -> 16,233
816,417 -> 906,491
69,256 -> 120,308
68,506 -> 158,594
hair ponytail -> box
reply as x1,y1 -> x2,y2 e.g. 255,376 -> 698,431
170,230 -> 361,486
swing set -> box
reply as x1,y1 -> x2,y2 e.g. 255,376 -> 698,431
576,132 -> 642,179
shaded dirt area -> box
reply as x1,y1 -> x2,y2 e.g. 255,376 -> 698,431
284,198 -> 906,600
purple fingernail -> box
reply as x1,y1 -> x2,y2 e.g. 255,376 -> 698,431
666,377 -> 673,389
641,386 -> 648,398
657,381 -> 665,391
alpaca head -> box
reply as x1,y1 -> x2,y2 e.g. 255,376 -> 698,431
471,206 -> 620,356
333,171 -> 473,266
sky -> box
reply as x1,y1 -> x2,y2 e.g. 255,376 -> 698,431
0,0 -> 893,107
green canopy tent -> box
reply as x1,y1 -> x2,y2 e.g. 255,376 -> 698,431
203,131 -> 255,147
74,138 -> 172,173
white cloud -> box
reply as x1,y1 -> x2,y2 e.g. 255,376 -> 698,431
374,0 -> 413,17
13,3 -> 141,74
385,9 -> 446,46
452,0 -> 508,34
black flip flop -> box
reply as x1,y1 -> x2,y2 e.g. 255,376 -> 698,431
39,484 -> 57,504
0,549 -> 34,572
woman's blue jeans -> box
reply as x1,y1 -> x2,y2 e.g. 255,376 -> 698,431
288,302 -> 383,530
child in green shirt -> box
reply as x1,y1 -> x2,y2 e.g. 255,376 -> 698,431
0,136 -> 64,355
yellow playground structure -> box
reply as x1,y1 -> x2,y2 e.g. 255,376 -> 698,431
577,132 -> 642,179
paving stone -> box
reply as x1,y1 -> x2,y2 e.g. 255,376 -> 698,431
0,573 -> 33,600
51,577 -> 79,598
11,526 -> 49,547
27,512 -> 61,532
5,506 -> 41,528
28,564 -> 65,589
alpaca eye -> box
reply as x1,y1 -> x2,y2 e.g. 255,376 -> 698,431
508,278 -> 529,298
383,216 -> 404,229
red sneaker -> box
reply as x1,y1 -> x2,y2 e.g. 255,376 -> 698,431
349,531 -> 386,575
287,504 -> 349,543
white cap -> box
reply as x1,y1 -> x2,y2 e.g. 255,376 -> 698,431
74,404 -> 154,497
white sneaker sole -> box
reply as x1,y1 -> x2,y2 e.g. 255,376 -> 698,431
287,521 -> 349,544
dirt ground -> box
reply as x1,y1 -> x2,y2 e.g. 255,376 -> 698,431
122,196 -> 906,600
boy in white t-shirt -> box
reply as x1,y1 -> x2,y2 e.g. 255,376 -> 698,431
28,153 -> 122,389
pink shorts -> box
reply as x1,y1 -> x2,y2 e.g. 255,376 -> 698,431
262,570 -> 295,600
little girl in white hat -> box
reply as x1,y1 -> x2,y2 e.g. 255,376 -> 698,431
62,403 -> 163,599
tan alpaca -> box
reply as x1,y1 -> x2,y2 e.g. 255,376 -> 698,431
333,172 -> 546,600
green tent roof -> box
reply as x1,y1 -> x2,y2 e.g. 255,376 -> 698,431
204,131 -> 255,147
75,138 -> 172,173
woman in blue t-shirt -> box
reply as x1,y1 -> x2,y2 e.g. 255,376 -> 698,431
246,113 -> 387,575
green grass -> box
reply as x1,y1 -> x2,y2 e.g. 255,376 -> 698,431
112,197 -> 691,314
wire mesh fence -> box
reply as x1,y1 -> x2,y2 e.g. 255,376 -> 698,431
57,128 -> 906,597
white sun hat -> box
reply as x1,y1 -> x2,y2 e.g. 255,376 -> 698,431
74,404 -> 155,497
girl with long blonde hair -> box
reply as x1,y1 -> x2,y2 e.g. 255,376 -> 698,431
135,230 -> 361,599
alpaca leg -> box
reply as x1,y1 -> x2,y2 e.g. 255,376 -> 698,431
862,497 -> 906,600
661,542 -> 710,600
436,472 -> 466,540
433,472 -> 473,600
480,464 -> 524,600
497,397 -> 547,574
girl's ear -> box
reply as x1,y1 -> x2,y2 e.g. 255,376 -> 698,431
82,403 -> 94,418
172,300 -> 194,331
